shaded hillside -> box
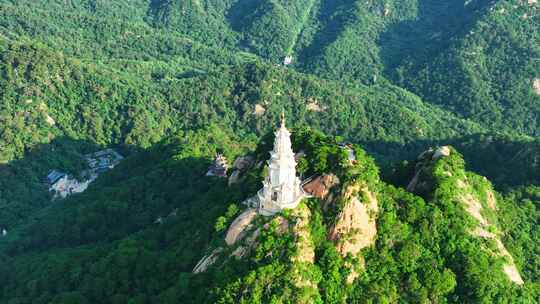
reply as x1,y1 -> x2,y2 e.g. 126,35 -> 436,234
400,0 -> 540,135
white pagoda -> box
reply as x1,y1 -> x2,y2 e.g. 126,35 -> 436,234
257,112 -> 305,216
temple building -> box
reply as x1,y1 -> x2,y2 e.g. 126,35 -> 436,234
206,154 -> 229,177
257,113 -> 305,216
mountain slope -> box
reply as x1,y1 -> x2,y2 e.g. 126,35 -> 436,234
0,36 -> 484,164
400,0 -> 540,135
1,129 -> 538,303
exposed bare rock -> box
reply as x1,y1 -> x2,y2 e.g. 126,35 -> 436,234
461,193 -> 489,226
294,150 -> 305,161
283,56 -> 293,65
432,146 -> 451,160
253,104 -> 266,116
306,101 -> 324,112
264,216 -> 290,234
231,216 -> 289,259
38,102 -> 48,111
302,174 -> 340,200
291,205 -> 315,263
232,156 -> 254,170
228,170 -> 241,186
230,246 -> 248,258
458,180 -> 523,285
230,226 -> 261,259
533,78 -> 540,95
284,205 -> 318,291
45,114 -> 56,126
225,208 -> 258,245
193,248 -> 223,273
406,171 -> 421,192
486,189 -> 497,210
408,146 -> 451,192
456,179 -> 467,189
417,148 -> 434,160
528,0 -> 537,5
328,184 -> 378,282
472,227 -> 524,285
329,185 -> 378,257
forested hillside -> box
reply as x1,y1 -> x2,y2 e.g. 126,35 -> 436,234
0,0 -> 538,135
1,129 -> 539,303
0,0 -> 539,302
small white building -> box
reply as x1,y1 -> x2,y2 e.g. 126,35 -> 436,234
283,56 -> 293,65
1,229 -> 7,237
257,113 -> 305,216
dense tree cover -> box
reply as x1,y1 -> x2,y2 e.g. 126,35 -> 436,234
500,186 -> 540,284
400,0 -> 540,135
0,138 -> 90,228
0,36 -> 484,165
0,127 -> 255,303
0,34 -> 491,235
0,0 -> 539,302
0,0 -> 538,137
1,130 -> 538,303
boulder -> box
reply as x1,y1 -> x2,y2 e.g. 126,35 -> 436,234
225,208 -> 258,245
432,146 -> 451,160
253,104 -> 266,116
232,156 -> 254,171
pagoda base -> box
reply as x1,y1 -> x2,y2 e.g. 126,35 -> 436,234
257,190 -> 305,216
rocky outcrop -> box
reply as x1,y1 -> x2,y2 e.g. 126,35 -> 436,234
193,248 -> 223,273
291,205 -> 315,263
253,104 -> 266,116
533,78 -> 540,95
328,184 -> 379,282
457,180 -> 524,285
232,215 -> 289,260
233,156 -> 254,171
225,208 -> 258,245
329,185 -> 378,257
410,147 -> 523,285
228,156 -> 254,186
432,146 -> 450,160
407,146 -> 451,192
